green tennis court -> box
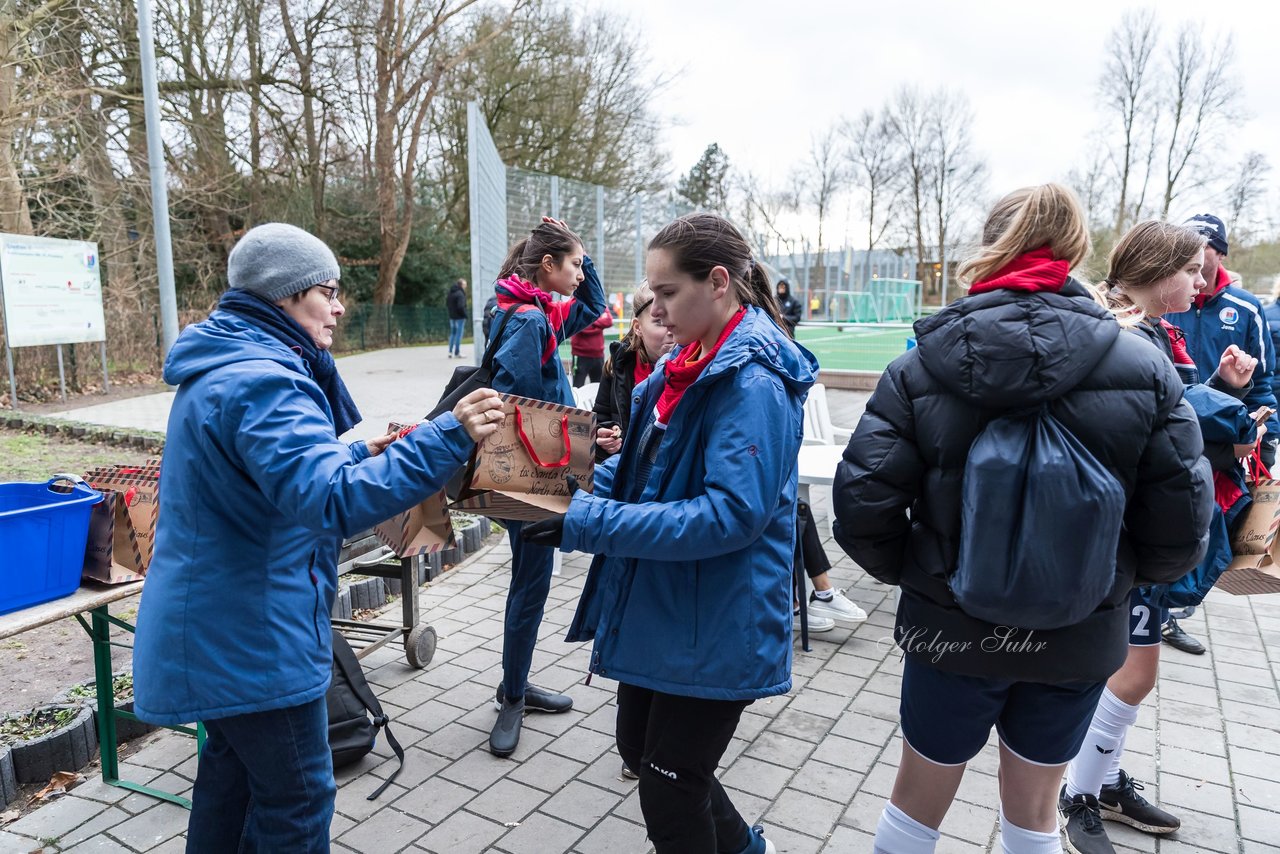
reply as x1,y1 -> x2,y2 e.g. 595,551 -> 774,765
794,323 -> 916,372
559,321 -> 916,374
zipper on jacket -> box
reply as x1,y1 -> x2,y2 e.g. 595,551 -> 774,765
308,551 -> 322,646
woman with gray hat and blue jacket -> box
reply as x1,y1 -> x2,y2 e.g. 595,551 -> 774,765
132,223 -> 505,853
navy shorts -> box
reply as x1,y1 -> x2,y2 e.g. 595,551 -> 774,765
899,655 -> 1106,766
1128,589 -> 1167,647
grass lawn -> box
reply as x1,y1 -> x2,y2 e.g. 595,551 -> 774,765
0,430 -> 153,484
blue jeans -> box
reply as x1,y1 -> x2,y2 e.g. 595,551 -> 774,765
186,696 -> 334,853
502,523 -> 556,701
448,318 -> 465,355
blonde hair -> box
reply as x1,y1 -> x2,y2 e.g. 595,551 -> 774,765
1094,221 -> 1206,326
604,281 -> 654,377
957,184 -> 1091,287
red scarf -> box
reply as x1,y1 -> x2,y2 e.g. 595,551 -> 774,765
1159,317 -> 1243,511
1158,319 -> 1195,367
633,358 -> 653,385
494,275 -> 573,364
967,247 -> 1070,296
654,307 -> 746,426
1192,265 -> 1231,309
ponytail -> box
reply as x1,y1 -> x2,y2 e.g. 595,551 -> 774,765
957,184 -> 1090,287
499,222 -> 583,285
744,260 -> 790,338
498,239 -> 528,280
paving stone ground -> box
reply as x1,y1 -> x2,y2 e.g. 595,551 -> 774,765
4,350 -> 1277,852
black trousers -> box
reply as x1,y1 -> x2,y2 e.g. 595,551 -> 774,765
798,500 -> 831,580
573,356 -> 604,387
616,682 -> 753,854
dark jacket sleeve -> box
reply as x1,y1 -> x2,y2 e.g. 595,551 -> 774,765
1125,372 -> 1216,586
831,363 -> 926,585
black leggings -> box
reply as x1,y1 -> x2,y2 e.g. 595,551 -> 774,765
616,683 -> 753,854
798,500 -> 831,580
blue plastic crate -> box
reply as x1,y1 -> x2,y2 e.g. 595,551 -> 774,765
0,477 -> 103,615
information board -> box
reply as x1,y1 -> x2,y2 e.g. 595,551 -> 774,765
0,233 -> 106,347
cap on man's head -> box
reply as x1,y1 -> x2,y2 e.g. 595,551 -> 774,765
1183,213 -> 1229,256
227,223 -> 340,302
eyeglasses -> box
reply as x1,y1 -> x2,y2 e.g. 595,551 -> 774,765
315,284 -> 341,304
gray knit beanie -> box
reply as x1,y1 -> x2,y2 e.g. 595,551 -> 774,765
227,223 -> 341,302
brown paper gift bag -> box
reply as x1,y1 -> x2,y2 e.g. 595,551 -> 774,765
1219,464 -> 1280,596
371,423 -> 456,557
81,460 -> 161,584
451,394 -> 595,522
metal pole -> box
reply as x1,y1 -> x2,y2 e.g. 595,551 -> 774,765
100,340 -> 109,393
137,0 -> 179,360
467,101 -> 484,364
56,344 -> 67,402
595,184 -> 605,286
634,196 -> 644,284
549,176 -> 560,221
4,343 -> 15,408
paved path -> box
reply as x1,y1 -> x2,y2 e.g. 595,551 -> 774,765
3,355 -> 1277,853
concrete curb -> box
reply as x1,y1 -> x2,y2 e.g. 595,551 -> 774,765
0,411 -> 165,452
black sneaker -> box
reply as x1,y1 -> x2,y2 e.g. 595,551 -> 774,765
1059,787 -> 1116,854
1161,617 -> 1206,655
1099,770 -> 1180,835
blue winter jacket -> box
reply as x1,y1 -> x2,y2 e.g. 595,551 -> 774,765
133,311 -> 474,725
1265,300 -> 1280,378
563,307 -> 819,700
490,256 -> 607,404
1166,281 -> 1278,436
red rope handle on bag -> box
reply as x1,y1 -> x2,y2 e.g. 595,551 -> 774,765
1251,448 -> 1272,482
515,406 -> 571,468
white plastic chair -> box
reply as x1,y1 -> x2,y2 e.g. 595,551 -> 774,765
802,383 -> 855,446
574,382 -> 600,411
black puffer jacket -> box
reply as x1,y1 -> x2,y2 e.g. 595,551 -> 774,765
833,279 -> 1214,684
594,341 -> 640,461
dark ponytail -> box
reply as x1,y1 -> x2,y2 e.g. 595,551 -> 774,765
499,222 -> 583,285
648,213 -> 789,336
745,260 -> 789,338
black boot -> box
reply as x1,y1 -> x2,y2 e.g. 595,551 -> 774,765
489,697 -> 525,758
494,684 -> 573,714
1161,616 -> 1205,655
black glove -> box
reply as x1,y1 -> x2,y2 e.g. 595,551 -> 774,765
521,516 -> 564,548
519,475 -> 579,548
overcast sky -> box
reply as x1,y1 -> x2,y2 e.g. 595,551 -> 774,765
587,0 -> 1279,245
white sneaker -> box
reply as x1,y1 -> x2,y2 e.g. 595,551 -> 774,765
793,608 -> 835,633
808,589 -> 868,626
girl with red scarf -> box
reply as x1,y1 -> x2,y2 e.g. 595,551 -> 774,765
526,214 -> 818,854
833,186 -> 1213,854
485,218 -> 607,759
1058,222 -> 1261,853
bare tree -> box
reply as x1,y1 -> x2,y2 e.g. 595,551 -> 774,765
734,169 -> 798,260
801,125 -> 846,284
845,107 -> 901,254
1159,24 -> 1240,217
886,86 -> 932,281
927,90 -> 987,303
367,0 -> 522,305
1100,8 -> 1159,231
1224,151 -> 1271,239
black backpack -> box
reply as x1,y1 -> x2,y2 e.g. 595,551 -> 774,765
327,630 -> 404,800
953,403 -> 1126,630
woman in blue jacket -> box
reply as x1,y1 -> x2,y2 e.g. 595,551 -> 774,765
486,217 -> 607,758
132,223 -> 505,853
524,213 -> 816,854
